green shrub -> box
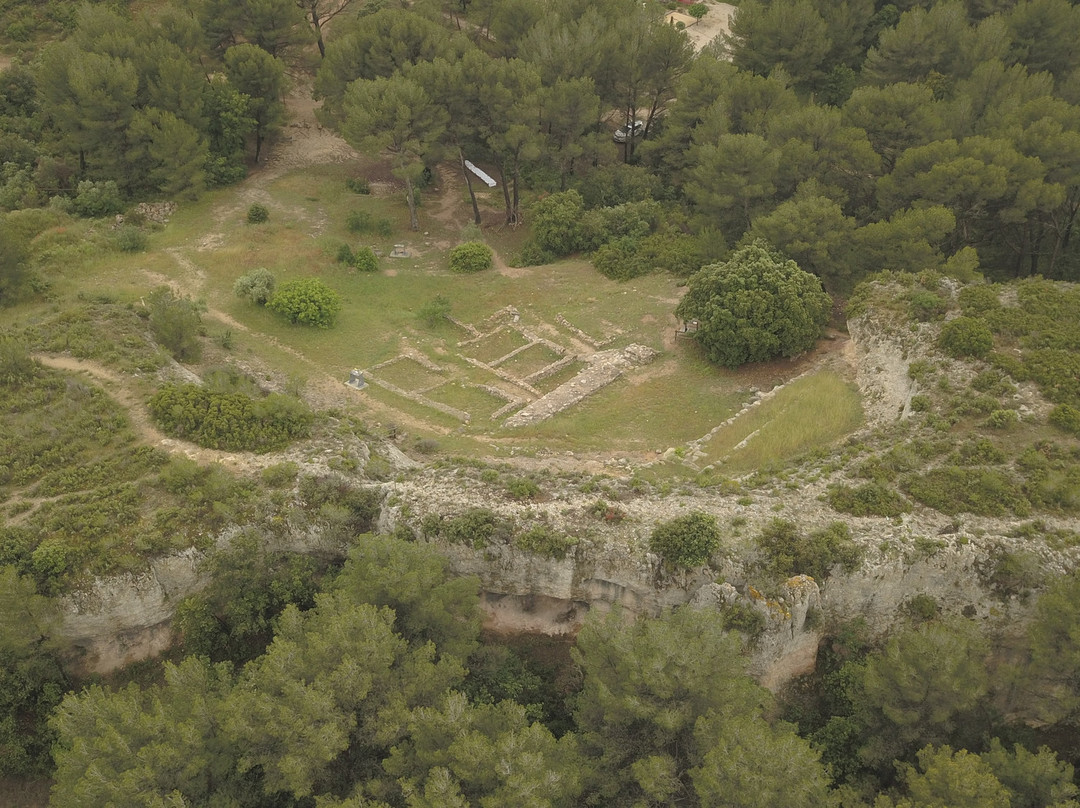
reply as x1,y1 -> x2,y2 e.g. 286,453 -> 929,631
902,593 -> 939,621
515,240 -> 558,267
938,316 -> 994,358
147,287 -> 202,362
347,210 -> 372,233
908,289 -> 948,321
1050,404 -> 1080,436
986,408 -> 1019,430
149,383 -> 313,452
233,268 -> 276,305
593,237 -> 651,281
514,524 -> 577,560
588,499 -> 626,523
1025,349 -> 1080,405
980,547 -> 1041,601
505,476 -> 541,500
721,600 -> 766,637
438,508 -> 511,548
531,190 -> 585,255
574,162 -> 663,208
297,475 -> 382,535
971,370 -> 1014,396
350,246 -> 379,272
957,283 -> 1000,316
907,359 -> 935,383
71,180 -> 123,218
0,336 -> 36,385
649,511 -> 722,568
113,224 -> 148,253
953,437 -> 1006,466
449,241 -> 493,274
756,519 -> 864,580
261,461 -> 299,486
909,394 -> 932,412
418,295 -> 451,327
268,278 -> 342,327
902,466 -> 1030,516
579,199 -> 662,252
827,482 -> 912,517
949,392 -> 999,416
336,244 -> 354,264
637,228 -> 706,277
246,203 -> 269,224
346,177 -> 370,194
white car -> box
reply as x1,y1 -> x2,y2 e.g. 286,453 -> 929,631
613,119 -> 646,143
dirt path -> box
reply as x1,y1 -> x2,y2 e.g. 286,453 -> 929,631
31,353 -> 264,470
685,1 -> 737,51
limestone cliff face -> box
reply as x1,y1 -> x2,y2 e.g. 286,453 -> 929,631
58,549 -> 205,674
54,514 -> 1045,689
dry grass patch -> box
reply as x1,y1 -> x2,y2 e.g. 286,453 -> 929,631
700,370 -> 864,473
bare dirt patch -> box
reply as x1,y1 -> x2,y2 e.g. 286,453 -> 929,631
684,1 -> 737,52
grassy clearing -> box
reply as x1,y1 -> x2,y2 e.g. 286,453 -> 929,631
13,161 -> 869,469
699,370 -> 864,473
375,358 -> 446,391
426,382 -> 508,418
466,327 -> 531,364
511,353 -> 748,453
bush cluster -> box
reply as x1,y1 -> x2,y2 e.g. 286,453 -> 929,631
149,383 -> 313,453
424,507 -> 513,549
345,177 -> 370,194
338,244 -> 379,272
449,241 -> 493,274
649,511 -> 721,569
268,278 -> 342,328
1050,405 -> 1080,436
233,268 -> 276,305
113,224 -> 148,253
938,316 -> 994,358
418,295 -> 451,327
71,180 -> 124,218
346,209 -> 392,236
756,519 -> 864,580
902,466 -> 1030,517
147,287 -> 203,362
0,336 -> 36,385
827,482 -> 912,518
514,524 -> 577,560
246,203 -> 269,224
505,476 -> 541,500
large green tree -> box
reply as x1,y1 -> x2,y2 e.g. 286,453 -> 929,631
675,240 -> 830,368
573,606 -> 829,807
342,74 -> 447,230
50,657 -> 241,806
0,216 -> 29,304
0,566 -> 66,777
725,0 -> 833,94
856,619 -> 991,771
224,44 -> 286,162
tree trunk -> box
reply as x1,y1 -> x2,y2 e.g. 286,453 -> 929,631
405,175 -> 419,231
460,148 -> 481,225
494,155 -> 512,224
311,10 -> 325,58
511,163 -> 521,225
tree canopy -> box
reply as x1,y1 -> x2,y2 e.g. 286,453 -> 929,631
675,240 -> 831,368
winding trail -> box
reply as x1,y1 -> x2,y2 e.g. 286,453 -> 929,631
31,353 -> 266,470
